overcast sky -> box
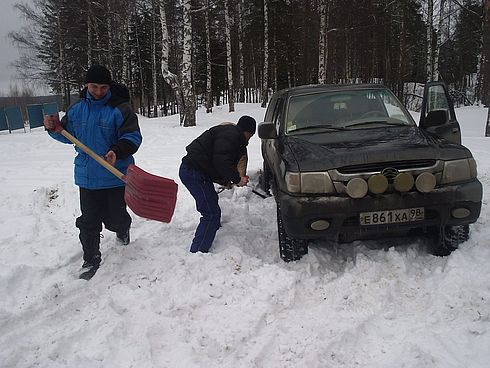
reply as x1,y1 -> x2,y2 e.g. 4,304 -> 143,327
0,0 -> 22,95
0,0 -> 41,96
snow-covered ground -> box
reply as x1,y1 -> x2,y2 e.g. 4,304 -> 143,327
0,103 -> 489,368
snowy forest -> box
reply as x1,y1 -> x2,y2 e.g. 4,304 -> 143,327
8,0 -> 490,126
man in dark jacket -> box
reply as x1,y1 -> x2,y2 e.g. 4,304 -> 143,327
179,115 -> 256,253
44,65 -> 142,277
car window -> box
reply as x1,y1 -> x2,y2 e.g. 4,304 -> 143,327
273,98 -> 284,132
378,91 -> 410,121
264,97 -> 277,122
286,89 -> 414,134
426,84 -> 451,117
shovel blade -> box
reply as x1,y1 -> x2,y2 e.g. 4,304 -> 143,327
124,164 -> 178,223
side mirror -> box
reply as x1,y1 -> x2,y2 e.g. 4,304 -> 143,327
258,122 -> 278,139
424,109 -> 448,128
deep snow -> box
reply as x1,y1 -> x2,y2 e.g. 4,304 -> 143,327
0,103 -> 489,368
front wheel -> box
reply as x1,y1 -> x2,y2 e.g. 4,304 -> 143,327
429,224 -> 469,256
260,160 -> 272,193
277,204 -> 308,262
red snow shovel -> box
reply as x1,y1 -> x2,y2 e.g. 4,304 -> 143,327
57,127 -> 178,223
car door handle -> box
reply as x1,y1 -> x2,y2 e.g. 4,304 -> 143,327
452,128 -> 459,133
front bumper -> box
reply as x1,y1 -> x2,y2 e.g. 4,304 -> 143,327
278,179 -> 482,242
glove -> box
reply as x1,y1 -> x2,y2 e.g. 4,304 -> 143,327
43,114 -> 61,132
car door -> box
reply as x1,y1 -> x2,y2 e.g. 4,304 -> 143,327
419,81 -> 461,144
261,96 -> 283,169
268,97 -> 286,177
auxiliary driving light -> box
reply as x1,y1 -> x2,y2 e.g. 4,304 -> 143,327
310,220 -> 330,231
415,172 -> 436,193
393,172 -> 414,192
346,178 -> 368,198
451,208 -> 471,219
368,174 -> 388,194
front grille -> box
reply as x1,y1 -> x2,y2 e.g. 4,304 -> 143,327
338,160 -> 437,174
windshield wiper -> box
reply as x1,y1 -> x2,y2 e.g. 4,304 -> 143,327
344,120 -> 407,128
289,124 -> 350,133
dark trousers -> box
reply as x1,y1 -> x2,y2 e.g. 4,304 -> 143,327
75,186 -> 131,262
179,163 -> 221,253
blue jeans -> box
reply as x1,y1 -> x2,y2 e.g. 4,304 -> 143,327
179,163 -> 221,253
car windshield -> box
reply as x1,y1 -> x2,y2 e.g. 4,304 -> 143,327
285,88 -> 415,134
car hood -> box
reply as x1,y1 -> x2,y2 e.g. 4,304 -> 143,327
283,126 -> 471,171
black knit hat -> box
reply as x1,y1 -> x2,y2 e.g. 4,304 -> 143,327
237,115 -> 256,134
85,65 -> 112,85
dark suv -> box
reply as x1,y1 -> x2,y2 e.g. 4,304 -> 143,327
258,82 -> 482,262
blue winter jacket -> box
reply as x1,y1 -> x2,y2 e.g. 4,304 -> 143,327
49,86 -> 142,189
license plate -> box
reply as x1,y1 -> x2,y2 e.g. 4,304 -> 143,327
360,207 -> 424,226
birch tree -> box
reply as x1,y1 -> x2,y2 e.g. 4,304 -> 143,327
484,0 -> 489,136
107,0 -> 114,72
426,0 -> 434,81
261,0 -> 269,108
55,8 -> 68,108
181,0 -> 196,126
121,1 -> 133,88
151,0 -> 158,117
205,0 -> 213,113
10,0 -> 484,114
433,0 -> 446,81
318,0 -> 327,84
482,0 -> 490,107
87,0 -> 93,65
237,0 -> 245,102
225,0 -> 235,112
158,0 -> 184,122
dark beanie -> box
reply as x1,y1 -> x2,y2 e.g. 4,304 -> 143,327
237,115 -> 256,134
85,65 -> 112,85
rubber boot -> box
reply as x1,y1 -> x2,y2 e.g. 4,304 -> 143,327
79,231 -> 101,267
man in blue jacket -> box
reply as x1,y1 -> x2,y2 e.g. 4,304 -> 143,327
44,65 -> 142,276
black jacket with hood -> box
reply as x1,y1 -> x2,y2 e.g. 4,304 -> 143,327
182,124 -> 248,185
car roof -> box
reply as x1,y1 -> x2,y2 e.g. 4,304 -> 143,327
274,83 -> 388,97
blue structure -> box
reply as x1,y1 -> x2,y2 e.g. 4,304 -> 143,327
0,108 -> 8,132
5,106 -> 25,133
43,102 -> 59,116
0,101 -> 59,133
27,104 -> 45,129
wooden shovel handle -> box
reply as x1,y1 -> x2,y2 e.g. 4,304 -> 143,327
58,128 -> 126,181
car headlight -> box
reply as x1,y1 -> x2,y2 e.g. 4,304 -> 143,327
286,171 -> 335,193
286,172 -> 301,192
441,158 -> 477,184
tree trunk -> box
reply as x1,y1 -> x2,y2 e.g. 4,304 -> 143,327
397,0 -> 406,97
181,0 -> 196,126
87,0 -> 93,66
225,0 -> 235,112
159,0 -> 184,122
152,0 -> 158,118
107,0 -> 114,72
261,0 -> 269,108
433,0 -> 445,81
485,106 -> 490,137
56,9 -> 68,109
481,0 -> 490,106
205,0 -> 213,113
122,2 -> 131,88
426,0 -> 434,82
318,0 -> 327,84
237,0 -> 245,103
345,25 -> 350,81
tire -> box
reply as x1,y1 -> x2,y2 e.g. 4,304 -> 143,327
277,204 -> 308,262
260,160 -> 272,193
430,224 -> 469,256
